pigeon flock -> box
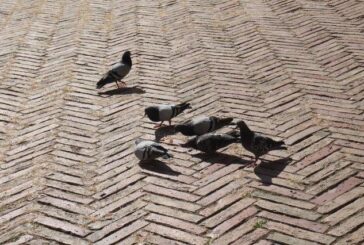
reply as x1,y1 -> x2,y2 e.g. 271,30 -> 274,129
97,51 -> 287,168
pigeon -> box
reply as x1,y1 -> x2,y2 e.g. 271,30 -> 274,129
134,139 -> 173,162
144,102 -> 192,128
174,116 -> 234,136
96,51 -> 132,89
236,120 -> 287,167
180,130 -> 240,154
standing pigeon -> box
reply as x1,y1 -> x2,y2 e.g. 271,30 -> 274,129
175,116 -> 234,136
236,120 -> 287,167
144,102 -> 192,128
180,131 -> 240,154
134,139 -> 173,162
96,51 -> 132,89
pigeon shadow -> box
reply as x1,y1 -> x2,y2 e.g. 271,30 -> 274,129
253,157 -> 293,186
98,86 -> 145,97
155,125 -> 176,142
138,159 -> 180,176
193,152 -> 251,166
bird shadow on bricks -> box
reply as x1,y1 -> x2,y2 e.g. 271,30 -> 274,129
253,157 -> 292,186
154,126 -> 176,142
98,86 -> 145,97
138,160 -> 181,176
193,152 -> 251,166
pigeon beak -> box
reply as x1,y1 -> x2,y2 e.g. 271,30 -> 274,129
142,113 -> 146,118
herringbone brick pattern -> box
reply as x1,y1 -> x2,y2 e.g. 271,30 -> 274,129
0,0 -> 363,244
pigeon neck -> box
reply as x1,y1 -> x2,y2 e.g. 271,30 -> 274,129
239,125 -> 254,139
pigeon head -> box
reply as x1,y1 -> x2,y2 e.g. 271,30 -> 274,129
174,124 -> 194,136
122,51 -> 132,67
144,107 -> 159,121
180,137 -> 197,148
236,120 -> 251,133
135,138 -> 143,145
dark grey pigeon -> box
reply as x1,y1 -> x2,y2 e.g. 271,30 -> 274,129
144,102 -> 192,128
97,51 -> 132,89
236,120 -> 287,167
181,131 -> 240,154
134,139 -> 172,162
174,115 -> 233,136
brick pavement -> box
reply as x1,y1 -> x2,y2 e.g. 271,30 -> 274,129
0,0 -> 363,244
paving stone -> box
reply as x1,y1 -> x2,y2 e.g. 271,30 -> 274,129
267,232 -> 318,245
265,221 -> 336,244
258,211 -> 329,233
254,200 -> 321,221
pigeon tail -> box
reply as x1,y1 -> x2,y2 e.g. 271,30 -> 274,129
96,74 -> 114,89
174,102 -> 192,117
177,102 -> 192,109
217,117 -> 234,128
271,140 -> 287,150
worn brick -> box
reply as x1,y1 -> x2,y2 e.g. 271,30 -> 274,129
265,221 -> 335,244
267,232 -> 317,245
144,223 -> 208,245
255,200 -> 321,221
146,213 -> 206,235
312,177 -> 363,205
202,198 -> 256,228
258,211 -> 329,233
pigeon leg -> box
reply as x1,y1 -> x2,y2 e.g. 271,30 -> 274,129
168,120 -> 172,126
119,81 -> 127,87
153,121 -> 164,129
246,156 -> 259,168
253,158 -> 259,167
115,81 -> 120,89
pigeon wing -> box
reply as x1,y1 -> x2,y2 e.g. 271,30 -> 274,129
192,116 -> 211,135
158,105 -> 174,121
252,135 -> 270,156
111,62 -> 131,79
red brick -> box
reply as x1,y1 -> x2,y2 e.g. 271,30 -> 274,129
202,198 -> 256,228
146,213 -> 206,235
231,228 -> 269,245
144,223 -> 208,245
312,177 -> 363,205
294,143 -> 340,170
210,206 -> 258,236
255,200 -> 321,220
265,221 -> 335,244
249,181 -> 313,200
258,211 -> 329,233
143,184 -> 200,202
